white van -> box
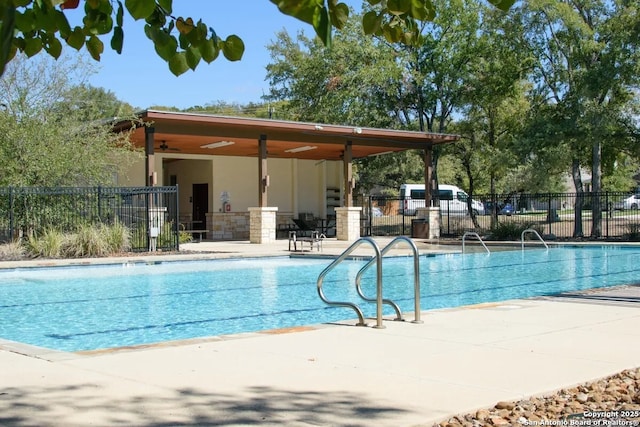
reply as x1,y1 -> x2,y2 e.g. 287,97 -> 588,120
399,184 -> 484,216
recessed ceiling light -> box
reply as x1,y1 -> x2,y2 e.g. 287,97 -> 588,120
201,141 -> 235,149
285,146 -> 317,153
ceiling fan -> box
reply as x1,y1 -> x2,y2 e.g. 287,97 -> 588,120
159,140 -> 180,152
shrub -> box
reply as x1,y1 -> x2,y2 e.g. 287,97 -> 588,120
0,240 -> 26,260
488,221 -> 541,241
624,223 -> 640,241
158,221 -> 176,248
101,221 -> 131,253
26,228 -> 66,258
179,230 -> 193,244
64,224 -> 109,258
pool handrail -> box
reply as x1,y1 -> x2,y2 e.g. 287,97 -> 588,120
354,236 -> 422,324
462,232 -> 490,254
521,228 -> 549,250
317,237 -> 385,328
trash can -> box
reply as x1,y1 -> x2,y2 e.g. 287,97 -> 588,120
411,219 -> 429,238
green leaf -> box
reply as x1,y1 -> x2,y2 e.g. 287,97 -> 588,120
94,14 -> 113,35
387,0 -> 411,16
86,0 -> 101,9
313,7 -> 331,47
178,32 -> 189,49
487,0 -> 516,11
158,0 -> 172,14
86,34 -> 104,60
116,1 -> 124,27
111,25 -> 123,53
168,51 -> 189,76
221,34 -> 244,61
270,0 -> 321,26
125,0 -> 156,20
0,4 -> 16,76
66,26 -> 85,50
185,21 -> 207,46
35,4 -> 58,32
382,24 -> 402,43
185,45 -> 201,70
199,38 -> 218,63
15,9 -> 35,33
362,10 -> 381,35
328,2 -> 349,30
96,0 -> 113,15
154,34 -> 177,61
24,36 -> 43,57
44,35 -> 62,58
410,0 -> 434,21
144,7 -> 166,26
54,10 -> 72,37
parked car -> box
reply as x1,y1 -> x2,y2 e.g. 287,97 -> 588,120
614,194 -> 640,210
399,183 -> 484,216
499,203 -> 516,215
484,202 -> 515,216
372,206 -> 383,217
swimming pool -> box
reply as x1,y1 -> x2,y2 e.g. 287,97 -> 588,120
1,245 -> 639,352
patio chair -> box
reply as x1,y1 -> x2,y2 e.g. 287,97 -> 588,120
291,218 -> 319,237
288,230 -> 324,252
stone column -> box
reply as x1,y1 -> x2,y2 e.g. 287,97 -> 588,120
335,207 -> 362,241
416,207 -> 440,239
249,207 -> 278,244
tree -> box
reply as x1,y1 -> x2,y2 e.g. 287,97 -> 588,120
183,100 -> 274,119
266,20 -> 404,127
520,0 -> 640,237
0,0 -> 515,77
56,83 -> 137,119
0,54 -> 140,186
450,6 -> 532,227
393,0 -> 486,204
265,13 -> 425,192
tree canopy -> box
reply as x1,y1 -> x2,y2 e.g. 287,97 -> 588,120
0,0 -> 516,77
0,54 -> 140,186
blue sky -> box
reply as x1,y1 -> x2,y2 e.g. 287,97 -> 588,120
71,2 -> 361,110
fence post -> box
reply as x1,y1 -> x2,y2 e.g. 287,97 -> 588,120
9,186 -> 14,241
548,193 -> 552,235
97,186 -> 102,221
175,185 -> 180,251
605,192 -> 610,238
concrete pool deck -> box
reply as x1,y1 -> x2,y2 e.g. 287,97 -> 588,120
1,238 -> 639,426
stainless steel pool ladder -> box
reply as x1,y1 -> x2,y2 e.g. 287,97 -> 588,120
316,236 -> 422,329
462,232 -> 490,254
355,236 -> 422,324
521,228 -> 549,250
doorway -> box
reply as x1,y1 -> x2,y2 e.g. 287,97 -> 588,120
192,183 -> 208,230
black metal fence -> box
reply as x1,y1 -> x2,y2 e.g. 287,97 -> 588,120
0,186 -> 179,251
357,192 -> 640,241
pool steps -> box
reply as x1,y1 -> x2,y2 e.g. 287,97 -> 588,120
522,228 -> 549,250
318,231 -> 547,330
462,232 -> 490,254
461,229 -> 549,253
316,236 -> 422,329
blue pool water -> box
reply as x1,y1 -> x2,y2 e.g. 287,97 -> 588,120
0,245 -> 639,352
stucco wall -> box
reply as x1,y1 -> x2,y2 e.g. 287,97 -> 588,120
296,159 -> 323,217
267,158 -> 294,213
164,158 -> 213,215
211,156 -> 257,212
117,154 -> 344,235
